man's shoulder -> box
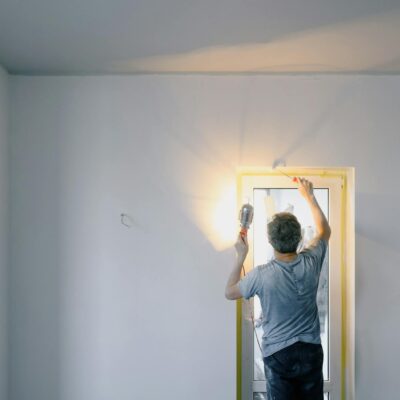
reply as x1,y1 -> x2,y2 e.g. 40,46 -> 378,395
257,261 -> 275,273
299,238 -> 328,260
300,237 -> 328,253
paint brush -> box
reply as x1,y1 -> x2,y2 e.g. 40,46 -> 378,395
275,168 -> 298,183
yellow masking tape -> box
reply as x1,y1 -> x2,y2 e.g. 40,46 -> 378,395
340,175 -> 347,400
236,172 -> 243,400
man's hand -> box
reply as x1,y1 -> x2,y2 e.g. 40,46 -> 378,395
235,233 -> 249,261
297,177 -> 314,200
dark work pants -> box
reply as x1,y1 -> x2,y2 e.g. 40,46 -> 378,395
263,341 -> 324,400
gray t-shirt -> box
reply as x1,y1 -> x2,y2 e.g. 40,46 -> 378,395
238,238 -> 328,357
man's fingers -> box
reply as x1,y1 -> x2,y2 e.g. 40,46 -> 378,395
237,232 -> 248,245
300,177 -> 310,186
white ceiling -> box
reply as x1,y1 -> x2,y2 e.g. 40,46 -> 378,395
1,0 -> 400,75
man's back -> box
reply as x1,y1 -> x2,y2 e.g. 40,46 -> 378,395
238,238 -> 328,357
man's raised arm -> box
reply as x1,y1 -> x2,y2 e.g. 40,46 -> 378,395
298,177 -> 331,241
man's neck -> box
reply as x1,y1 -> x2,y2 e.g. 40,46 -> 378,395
274,250 -> 298,263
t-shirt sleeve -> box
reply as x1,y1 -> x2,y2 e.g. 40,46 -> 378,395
238,266 -> 261,300
300,237 -> 328,271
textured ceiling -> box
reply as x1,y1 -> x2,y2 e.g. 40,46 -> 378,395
1,0 -> 400,74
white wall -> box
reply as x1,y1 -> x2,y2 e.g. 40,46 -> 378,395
0,65 -> 9,400
10,74 -> 400,400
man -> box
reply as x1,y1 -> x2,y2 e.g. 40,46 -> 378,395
225,177 -> 330,400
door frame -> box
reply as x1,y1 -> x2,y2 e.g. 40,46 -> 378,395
236,167 -> 355,400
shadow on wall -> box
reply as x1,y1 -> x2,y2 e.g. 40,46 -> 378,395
144,77 -> 362,252
272,82 -> 358,168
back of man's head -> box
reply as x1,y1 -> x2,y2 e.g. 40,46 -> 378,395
267,212 -> 301,254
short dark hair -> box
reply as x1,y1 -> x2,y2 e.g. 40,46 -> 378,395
267,212 -> 301,253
